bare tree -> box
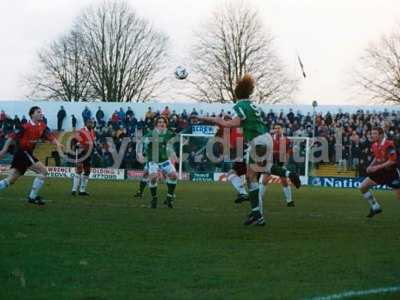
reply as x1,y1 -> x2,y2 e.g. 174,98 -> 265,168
353,27 -> 400,104
77,0 -> 168,102
186,1 -> 298,104
27,0 -> 169,102
27,30 -> 93,101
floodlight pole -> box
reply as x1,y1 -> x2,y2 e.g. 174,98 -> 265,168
311,100 -> 318,175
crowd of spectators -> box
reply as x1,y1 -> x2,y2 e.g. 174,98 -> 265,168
0,105 -> 399,176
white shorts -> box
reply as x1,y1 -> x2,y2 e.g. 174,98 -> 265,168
147,160 -> 176,176
246,133 -> 273,173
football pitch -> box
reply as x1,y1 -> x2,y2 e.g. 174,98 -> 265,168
1,178 -> 399,300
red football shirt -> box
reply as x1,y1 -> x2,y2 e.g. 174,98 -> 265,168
215,126 -> 243,149
10,121 -> 55,151
76,127 -> 95,150
273,133 -> 290,158
230,127 -> 243,150
371,138 -> 397,163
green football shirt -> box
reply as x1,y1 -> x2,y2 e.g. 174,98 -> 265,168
233,99 -> 267,141
143,129 -> 176,162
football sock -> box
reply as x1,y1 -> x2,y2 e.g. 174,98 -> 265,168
166,178 -> 177,199
258,178 -> 266,214
149,182 -> 158,199
228,173 -> 248,195
139,177 -> 149,194
248,181 -> 260,212
72,175 -> 80,192
29,176 -> 45,199
283,186 -> 292,203
0,178 -> 10,190
362,191 -> 380,210
79,175 -> 89,193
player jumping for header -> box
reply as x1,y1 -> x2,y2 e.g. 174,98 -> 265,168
199,74 -> 301,226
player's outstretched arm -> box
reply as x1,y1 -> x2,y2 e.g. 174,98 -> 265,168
199,116 -> 241,128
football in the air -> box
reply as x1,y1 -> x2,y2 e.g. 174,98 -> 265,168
174,66 -> 189,80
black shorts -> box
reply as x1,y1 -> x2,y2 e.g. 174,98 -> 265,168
11,149 -> 39,175
369,167 -> 400,189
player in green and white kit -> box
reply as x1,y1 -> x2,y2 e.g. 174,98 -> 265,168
199,74 -> 301,226
137,116 -> 178,209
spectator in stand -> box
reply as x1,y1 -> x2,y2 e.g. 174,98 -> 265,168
57,106 -> 66,131
351,138 -> 362,172
181,109 -> 188,119
0,110 -> 6,126
82,106 -> 91,124
318,120 -> 329,138
161,106 -> 171,118
191,108 -> 198,116
137,118 -> 145,130
111,110 -> 120,128
145,107 -> 155,122
287,108 -> 295,124
171,110 -> 178,119
122,142 -> 136,169
13,115 -> 21,130
96,106 -> 105,125
71,114 -> 77,131
126,106 -> 134,119
118,107 -> 125,125
21,115 -> 27,125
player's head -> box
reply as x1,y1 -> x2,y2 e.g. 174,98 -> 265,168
234,74 -> 255,101
155,116 -> 168,130
85,118 -> 95,129
274,123 -> 283,135
29,106 -> 43,122
371,127 -> 384,142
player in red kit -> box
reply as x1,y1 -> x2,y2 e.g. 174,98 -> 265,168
0,106 -> 64,205
359,127 -> 400,217
260,123 -> 295,207
71,118 -> 96,196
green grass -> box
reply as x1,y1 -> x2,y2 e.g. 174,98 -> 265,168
0,178 -> 399,300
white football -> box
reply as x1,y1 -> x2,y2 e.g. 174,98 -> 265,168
175,66 -> 189,80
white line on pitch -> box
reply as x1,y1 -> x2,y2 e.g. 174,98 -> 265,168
304,285 -> 400,300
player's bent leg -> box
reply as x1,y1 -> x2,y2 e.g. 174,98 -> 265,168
135,170 -> 149,198
258,174 -> 266,215
359,177 -> 382,218
243,168 -> 265,226
228,169 -> 248,204
165,172 -> 177,208
0,168 -> 21,191
72,165 -> 82,196
148,173 -> 158,209
251,138 -> 300,189
135,176 -> 149,198
28,162 -> 48,205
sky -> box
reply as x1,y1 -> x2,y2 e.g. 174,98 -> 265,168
1,0 -> 400,105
